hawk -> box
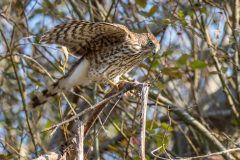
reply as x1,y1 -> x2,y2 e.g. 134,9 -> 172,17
30,20 -> 160,107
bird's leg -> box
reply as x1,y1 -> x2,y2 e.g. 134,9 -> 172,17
106,78 -> 131,91
105,78 -> 119,90
117,79 -> 129,88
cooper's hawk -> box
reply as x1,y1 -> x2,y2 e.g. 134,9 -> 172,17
30,20 -> 160,107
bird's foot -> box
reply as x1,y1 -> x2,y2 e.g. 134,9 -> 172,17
106,79 -> 129,91
117,80 -> 129,89
105,79 -> 119,91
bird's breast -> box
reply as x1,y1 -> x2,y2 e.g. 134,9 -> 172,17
88,43 -> 144,81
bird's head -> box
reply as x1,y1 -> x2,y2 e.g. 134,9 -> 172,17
147,33 -> 160,55
140,32 -> 160,56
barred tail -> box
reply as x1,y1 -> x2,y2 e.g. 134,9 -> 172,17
29,81 -> 63,108
29,57 -> 90,108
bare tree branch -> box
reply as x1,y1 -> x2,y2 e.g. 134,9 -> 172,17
139,83 -> 149,160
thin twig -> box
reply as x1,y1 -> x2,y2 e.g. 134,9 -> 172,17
139,83 -> 149,160
84,82 -> 142,135
76,121 -> 84,160
42,82 -> 142,133
152,93 -> 236,160
151,147 -> 240,160
233,0 -> 240,102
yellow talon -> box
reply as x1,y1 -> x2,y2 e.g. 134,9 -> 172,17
105,78 -> 118,90
105,79 -> 129,91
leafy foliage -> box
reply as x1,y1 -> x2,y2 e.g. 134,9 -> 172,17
0,0 -> 239,159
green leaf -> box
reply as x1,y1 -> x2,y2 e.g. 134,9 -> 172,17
221,66 -> 228,73
178,10 -> 184,18
177,54 -> 189,65
155,81 -> 165,90
34,8 -> 44,14
43,0 -> 54,9
189,60 -> 207,69
0,122 -> 5,127
162,50 -> 174,57
149,129 -> 155,134
45,120 -> 52,128
3,72 -> 17,80
146,155 -> 151,160
58,11 -> 66,17
181,19 -> 188,26
147,5 -> 158,17
162,18 -> 172,25
151,59 -> 160,69
161,67 -> 182,79
230,118 -> 240,126
0,154 -> 14,159
160,122 -> 174,132
187,9 -> 194,17
155,134 -> 169,150
146,120 -> 159,129
136,0 -> 147,8
200,6 -> 208,16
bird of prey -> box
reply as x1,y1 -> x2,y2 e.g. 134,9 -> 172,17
30,20 -> 160,107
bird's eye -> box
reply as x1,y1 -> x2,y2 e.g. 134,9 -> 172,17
148,41 -> 154,47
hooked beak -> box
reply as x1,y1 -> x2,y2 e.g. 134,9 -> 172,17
152,50 -> 156,55
152,48 -> 159,56
153,44 -> 160,55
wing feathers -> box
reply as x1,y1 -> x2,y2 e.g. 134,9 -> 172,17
40,20 -> 130,55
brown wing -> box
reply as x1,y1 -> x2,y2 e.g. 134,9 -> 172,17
40,20 -> 130,55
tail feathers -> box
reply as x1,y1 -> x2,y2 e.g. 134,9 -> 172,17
29,82 -> 62,108
29,57 -> 90,108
